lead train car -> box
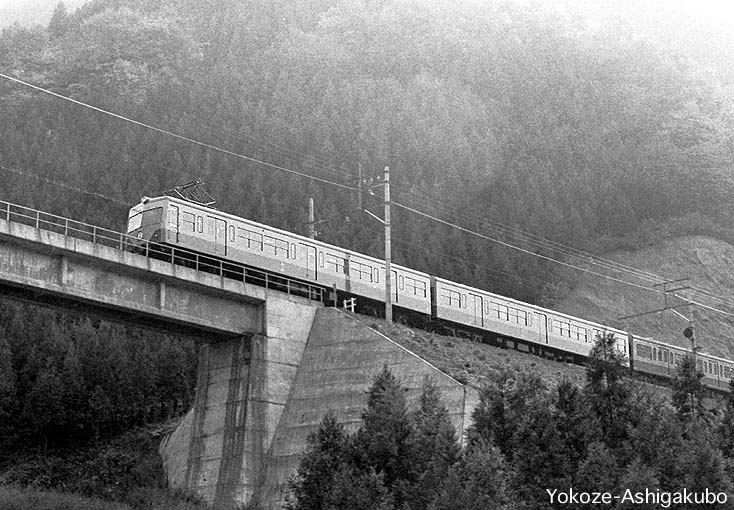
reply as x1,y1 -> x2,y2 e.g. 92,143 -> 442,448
127,196 -> 432,316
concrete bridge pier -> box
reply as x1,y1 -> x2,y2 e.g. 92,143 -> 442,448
161,304 -> 479,510
160,294 -> 320,509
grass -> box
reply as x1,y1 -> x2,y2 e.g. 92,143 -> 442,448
0,421 -> 209,510
0,485 -> 130,510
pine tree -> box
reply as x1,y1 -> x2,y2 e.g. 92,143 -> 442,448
585,332 -> 632,445
574,442 -> 619,496
429,438 -> 515,510
671,353 -> 706,423
323,465 -> 394,510
402,380 -> 461,510
719,378 -> 734,456
0,329 -> 16,439
353,365 -> 416,501
48,3 -> 71,38
287,411 -> 350,510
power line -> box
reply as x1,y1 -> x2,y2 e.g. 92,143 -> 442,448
0,72 -> 360,194
391,201 -> 663,294
0,72 -> 669,288
0,164 -> 133,207
5,72 -> 734,317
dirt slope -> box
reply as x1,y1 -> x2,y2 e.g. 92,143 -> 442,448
554,235 -> 734,360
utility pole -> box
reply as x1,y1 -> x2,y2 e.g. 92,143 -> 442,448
358,165 -> 393,323
308,197 -> 315,239
357,163 -> 363,211
384,166 -> 392,323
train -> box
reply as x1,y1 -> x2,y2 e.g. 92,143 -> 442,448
126,194 -> 734,392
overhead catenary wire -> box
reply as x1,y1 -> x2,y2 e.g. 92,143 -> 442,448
0,72 -> 360,195
0,164 -> 133,207
4,71 -> 734,317
0,72 -> 669,287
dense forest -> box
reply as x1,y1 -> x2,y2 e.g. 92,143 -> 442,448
1,0 -> 733,304
289,339 -> 734,510
4,2 -> 734,508
0,297 -> 200,452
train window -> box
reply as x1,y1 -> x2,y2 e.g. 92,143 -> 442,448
461,294 -> 467,308
664,351 -> 668,363
398,275 -> 404,290
496,304 -> 509,321
485,301 -> 491,314
142,207 -> 162,226
237,228 -> 263,250
374,268 -> 379,282
318,252 -> 324,267
196,216 -> 204,233
229,225 -> 235,242
351,262 -> 373,282
636,344 -> 652,359
290,243 -> 296,259
561,322 -> 571,337
570,324 -> 588,342
182,212 -> 196,232
127,212 -> 142,232
553,319 -> 570,337
406,278 -> 427,298
441,289 -> 462,308
510,308 -> 529,326
325,253 -> 346,274
264,235 -> 289,258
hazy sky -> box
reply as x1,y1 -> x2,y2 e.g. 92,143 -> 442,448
0,0 -> 88,28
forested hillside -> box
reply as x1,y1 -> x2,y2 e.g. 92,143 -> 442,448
1,0 -> 733,304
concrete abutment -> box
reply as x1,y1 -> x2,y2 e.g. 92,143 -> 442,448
161,306 -> 478,509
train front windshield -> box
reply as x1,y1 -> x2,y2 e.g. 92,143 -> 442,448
127,205 -> 162,233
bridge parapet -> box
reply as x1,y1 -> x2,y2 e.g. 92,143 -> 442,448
0,199 -> 323,335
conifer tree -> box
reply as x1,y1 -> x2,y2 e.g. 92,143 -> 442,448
403,380 -> 461,510
671,353 -> 706,423
585,333 -> 632,445
574,441 -> 619,497
0,330 -> 16,438
718,378 -> 734,456
353,365 -> 415,502
287,411 -> 350,510
429,438 -> 515,510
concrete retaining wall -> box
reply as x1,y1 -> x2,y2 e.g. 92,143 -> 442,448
161,305 -> 478,509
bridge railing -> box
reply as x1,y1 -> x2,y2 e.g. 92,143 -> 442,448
2,200 -> 324,302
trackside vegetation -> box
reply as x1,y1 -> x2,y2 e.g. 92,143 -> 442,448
288,335 -> 734,510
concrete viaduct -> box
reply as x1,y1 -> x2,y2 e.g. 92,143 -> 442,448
0,201 -> 477,509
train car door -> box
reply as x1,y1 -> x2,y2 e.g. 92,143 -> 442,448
168,204 -> 180,243
391,270 -> 399,303
471,294 -> 483,327
536,312 -> 549,344
300,243 -> 317,280
208,216 -> 228,256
